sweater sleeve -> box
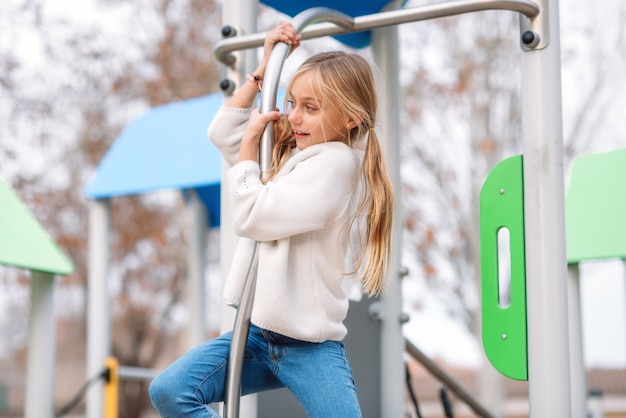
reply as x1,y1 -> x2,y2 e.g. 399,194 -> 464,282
207,106 -> 254,166
227,142 -> 360,242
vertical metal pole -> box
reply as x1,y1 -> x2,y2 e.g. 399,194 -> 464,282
520,0 -> 571,416
568,263 -> 587,418
87,198 -> 111,418
372,16 -> 405,418
221,1 -> 258,417
24,271 -> 56,418
187,189 -> 208,348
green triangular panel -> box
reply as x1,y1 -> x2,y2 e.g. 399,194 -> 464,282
566,148 -> 626,263
0,179 -> 73,275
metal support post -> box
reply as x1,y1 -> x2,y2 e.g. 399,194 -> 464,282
568,263 -> 587,418
372,18 -> 405,418
87,198 -> 111,418
24,271 -> 56,418
520,0 -> 572,416
220,1 -> 259,417
187,189 -> 208,348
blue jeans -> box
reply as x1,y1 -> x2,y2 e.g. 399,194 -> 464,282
149,324 -> 362,417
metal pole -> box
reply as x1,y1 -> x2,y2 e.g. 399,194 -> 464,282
187,189 -> 208,348
568,263 -> 587,418
24,271 -> 56,418
220,0 -> 258,416
372,17 -> 405,418
223,240 -> 258,418
520,0 -> 571,416
87,198 -> 112,418
215,0 -> 539,65
223,10 -> 355,418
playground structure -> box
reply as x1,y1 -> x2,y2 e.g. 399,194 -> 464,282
8,0 -> 626,416
214,0 -> 566,416
86,0 -> 568,417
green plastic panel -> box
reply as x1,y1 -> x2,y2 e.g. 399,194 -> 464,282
480,155 -> 528,381
566,147 -> 626,263
0,179 -> 73,275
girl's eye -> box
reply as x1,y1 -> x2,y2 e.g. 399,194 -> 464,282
286,99 -> 317,113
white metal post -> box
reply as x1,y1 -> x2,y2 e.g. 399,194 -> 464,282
24,271 -> 56,418
220,0 -> 257,334
187,189 -> 208,348
568,263 -> 587,418
520,0 -> 571,415
372,18 -> 405,418
221,1 -> 258,417
86,198 -> 111,418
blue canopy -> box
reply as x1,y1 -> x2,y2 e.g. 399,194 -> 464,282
84,94 -> 224,227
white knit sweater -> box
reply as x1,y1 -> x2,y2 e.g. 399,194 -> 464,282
207,106 -> 364,342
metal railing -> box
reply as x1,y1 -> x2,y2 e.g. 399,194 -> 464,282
405,339 -> 497,418
214,0 -> 540,66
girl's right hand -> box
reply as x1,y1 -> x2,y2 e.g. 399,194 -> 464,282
258,22 -> 301,74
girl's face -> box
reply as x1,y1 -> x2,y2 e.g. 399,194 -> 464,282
287,72 -> 349,150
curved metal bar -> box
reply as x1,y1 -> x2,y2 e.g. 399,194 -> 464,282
259,7 -> 354,180
223,240 -> 259,418
222,8 -> 353,418
214,0 -> 540,65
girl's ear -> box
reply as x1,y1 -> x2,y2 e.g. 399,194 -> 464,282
346,120 -> 358,129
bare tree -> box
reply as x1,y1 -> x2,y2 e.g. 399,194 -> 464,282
1,0 -> 221,416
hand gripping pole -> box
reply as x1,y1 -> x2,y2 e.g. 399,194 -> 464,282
222,8 -> 354,418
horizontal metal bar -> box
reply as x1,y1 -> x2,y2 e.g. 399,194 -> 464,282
215,0 -> 540,65
118,366 -> 159,381
405,338 -> 498,418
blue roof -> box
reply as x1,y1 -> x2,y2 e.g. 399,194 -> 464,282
84,94 -> 224,227
262,0 -> 404,48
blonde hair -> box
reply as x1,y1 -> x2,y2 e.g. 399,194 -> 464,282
269,51 -> 394,296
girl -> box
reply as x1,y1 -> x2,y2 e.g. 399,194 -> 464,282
149,22 -> 394,418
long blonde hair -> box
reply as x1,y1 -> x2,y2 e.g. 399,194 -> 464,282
267,51 -> 394,296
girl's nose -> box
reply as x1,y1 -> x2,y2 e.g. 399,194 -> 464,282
287,107 -> 300,124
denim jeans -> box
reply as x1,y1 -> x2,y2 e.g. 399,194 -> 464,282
149,324 -> 362,418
